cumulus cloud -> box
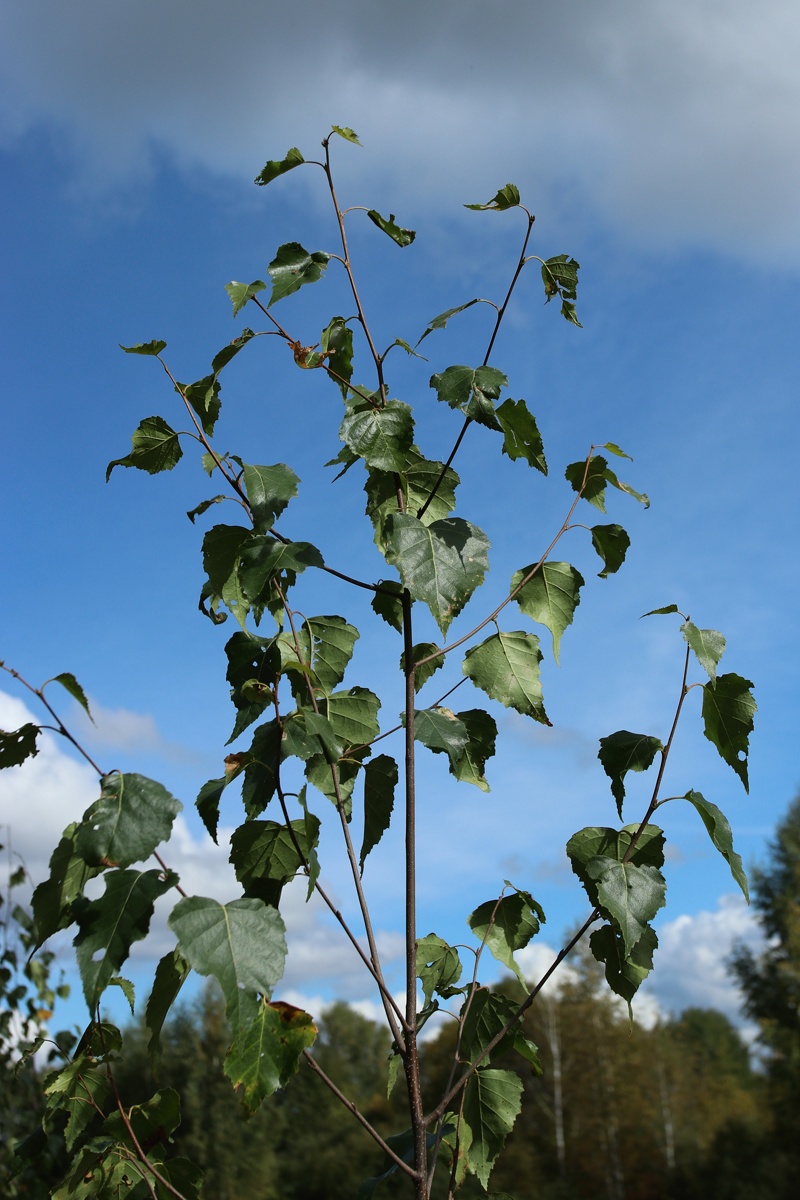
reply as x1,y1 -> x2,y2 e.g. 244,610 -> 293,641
69,696 -> 199,765
1,1 -> 798,262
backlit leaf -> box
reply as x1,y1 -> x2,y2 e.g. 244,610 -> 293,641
76,773 -> 181,869
511,561 -> 584,664
429,365 -> 507,430
586,857 -> 666,956
0,723 -> 40,768
74,868 -> 177,1009
225,279 -> 266,316
331,125 -> 360,144
268,242 -> 331,306
225,999 -> 317,1114
31,824 -> 102,950
367,209 -> 415,247
463,631 -> 549,724
254,147 -> 305,185
146,948 -> 191,1059
462,1068 -> 523,1189
106,415 -> 182,480
468,889 -> 544,986
417,934 -> 462,1006
682,621 -> 726,682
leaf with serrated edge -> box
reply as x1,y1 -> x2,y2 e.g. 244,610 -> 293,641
462,1068 -> 523,1189
226,279 -> 266,316
463,631 -> 549,724
367,210 -> 415,247
242,463 -> 299,533
449,709 -> 497,792
331,125 -> 360,144
360,754 -> 397,873
512,562 -> 584,664
0,723 -> 40,768
48,672 -> 92,720
413,707 -> 468,769
340,399 -> 414,472
74,869 -> 177,1009
682,622 -> 726,682
168,896 -> 286,1033
305,615 -> 359,694
590,923 -> 657,1004
468,891 -> 543,985
641,603 -> 681,617
268,242 -> 330,307
387,515 -> 489,636
681,790 -> 749,900
496,398 -> 547,473
417,934 -> 462,1006
225,999 -> 317,1115
566,823 -> 665,909
400,641 -> 444,693
701,673 -> 756,791
586,857 -> 666,957
31,824 -> 102,949
417,298 -> 486,345
120,340 -> 166,356
598,731 -> 663,818
76,773 -> 182,868
106,415 -> 182,480
254,147 -> 305,186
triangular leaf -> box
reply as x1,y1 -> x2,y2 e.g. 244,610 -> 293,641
586,857 -> 666,956
590,524 -> 630,579
417,934 -> 462,1006
268,242 -> 331,306
146,948 -> 191,1060
0,723 -> 40,768
682,621 -> 726,682
76,773 -> 182,869
254,147 -> 305,186
360,754 -> 397,873
49,672 -> 92,720
119,340 -> 166,356
387,515 -> 489,636
31,824 -> 102,950
590,922 -> 658,1004
429,365 -> 507,430
462,631 -> 549,724
400,641 -> 444,693
681,790 -> 749,900
496,398 -> 547,473
511,562 -> 584,664
413,707 -> 469,769
462,1068 -> 523,1189
225,279 -> 266,316
449,708 -> 498,792
468,890 -> 544,986
340,398 -> 414,472
106,415 -> 182,480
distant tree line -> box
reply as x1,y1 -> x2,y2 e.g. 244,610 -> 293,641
4,795 -> 799,1199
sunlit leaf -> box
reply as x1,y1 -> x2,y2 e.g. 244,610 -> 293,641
387,514 -> 489,636
367,210 -> 415,247
511,561 -> 584,664
682,621 -> 726,682
462,631 -> 549,724
76,773 -> 182,868
106,415 -> 182,480
268,242 -> 331,306
701,673 -> 756,791
225,999 -> 317,1114
254,147 -> 305,186
496,398 -> 547,473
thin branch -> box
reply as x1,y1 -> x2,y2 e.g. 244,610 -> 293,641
302,1050 -> 418,1179
1,665 -> 104,777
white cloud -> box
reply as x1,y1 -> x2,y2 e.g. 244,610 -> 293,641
644,893 -> 762,1024
1,1 -> 799,262
68,697 -> 198,764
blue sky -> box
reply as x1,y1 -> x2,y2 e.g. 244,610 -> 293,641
1,0 -> 798,1035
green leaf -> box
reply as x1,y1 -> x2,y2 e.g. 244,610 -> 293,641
417,298 -> 486,345
340,398 -> 415,472
590,524 -> 630,578
225,279 -> 266,316
305,615 -> 359,693
238,536 -> 324,609
331,125 -> 360,144
367,210 -> 415,247
413,707 -> 469,769
511,562 -> 584,664
48,672 -> 92,719
371,580 -> 404,632
225,998 -> 317,1114
106,415 -> 182,480
364,448 -> 460,549
76,773 -> 182,869
681,790 -> 749,900
321,316 -> 354,397
495,398 -> 547,473
598,731 -> 664,818
400,641 -> 444,692
107,975 -> 135,1014
449,708 -> 498,792
268,242 -> 331,307
242,462 -> 300,533
587,857 -> 666,955
74,869 -> 177,1009
566,824 -> 665,916
210,327 -> 256,375
360,754 -> 397,873
254,147 -> 305,186
641,603 -> 682,617
119,340 -> 166,356
468,890 -> 544,986
429,365 -> 507,430
44,1055 -> 110,1152
462,631 -> 549,724
460,989 -> 541,1072
565,455 -> 649,511
179,373 -> 221,437
305,753 -> 362,814
604,442 -> 632,460
701,673 -> 756,791
682,621 -> 726,682
187,494 -> 227,524
462,1068 -> 523,1188
241,720 -> 282,818
0,722 -> 39,767
229,817 -> 319,904
31,824 -> 102,950
465,184 -> 521,211
417,934 -> 462,1006
323,686 -> 381,747
541,254 -> 582,327
590,923 -> 658,1003
146,949 -> 191,1059
168,896 -> 287,1032
384,337 -> 426,361
387,514 -> 489,637
199,525 -> 256,626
